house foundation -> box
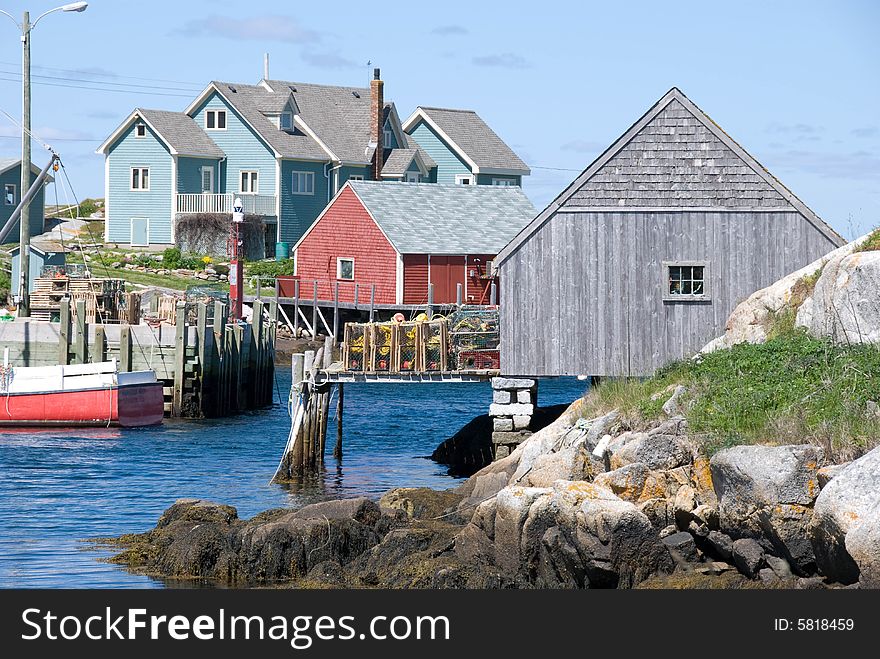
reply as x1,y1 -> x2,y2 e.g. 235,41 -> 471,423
489,377 -> 538,458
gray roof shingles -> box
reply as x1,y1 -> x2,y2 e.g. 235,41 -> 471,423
381,148 -> 418,177
211,81 -> 328,160
349,180 -> 536,254
138,109 -> 225,158
417,107 -> 529,172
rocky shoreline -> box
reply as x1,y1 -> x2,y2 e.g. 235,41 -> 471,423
105,387 -> 879,589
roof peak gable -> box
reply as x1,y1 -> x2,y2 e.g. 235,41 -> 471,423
496,88 -> 842,263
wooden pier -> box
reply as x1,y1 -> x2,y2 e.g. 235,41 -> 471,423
246,278 -> 495,342
272,306 -> 501,479
0,296 -> 277,418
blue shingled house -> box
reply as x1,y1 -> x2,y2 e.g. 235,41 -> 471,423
0,158 -> 49,244
97,69 -> 529,252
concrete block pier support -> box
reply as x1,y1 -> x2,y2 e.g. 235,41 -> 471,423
489,377 -> 537,458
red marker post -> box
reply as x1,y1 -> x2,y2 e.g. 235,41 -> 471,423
228,198 -> 244,321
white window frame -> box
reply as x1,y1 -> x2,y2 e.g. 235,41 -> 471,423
201,166 -> 214,194
405,172 -> 420,183
279,112 -> 292,131
492,178 -> 516,186
455,174 -> 474,185
337,257 -> 355,281
4,183 -> 16,206
383,129 -> 393,148
135,123 -> 147,138
239,170 -> 259,194
291,171 -> 315,195
205,109 -> 227,131
348,174 -> 364,181
662,260 -> 710,301
130,217 -> 150,247
130,166 -> 150,191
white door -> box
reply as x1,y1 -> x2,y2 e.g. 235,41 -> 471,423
201,166 -> 214,193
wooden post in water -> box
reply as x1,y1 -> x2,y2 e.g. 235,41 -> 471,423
290,353 -> 305,473
312,281 -> 318,339
266,299 -> 278,406
334,383 -> 344,459
319,335 -> 333,461
333,282 -> 340,342
74,299 -> 88,365
293,279 -> 300,336
58,296 -> 70,366
92,326 -> 106,363
302,350 -> 315,467
120,324 -> 132,372
172,301 -> 186,417
252,300 -> 265,407
196,302 -> 210,417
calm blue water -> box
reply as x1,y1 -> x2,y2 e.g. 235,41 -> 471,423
0,372 -> 585,588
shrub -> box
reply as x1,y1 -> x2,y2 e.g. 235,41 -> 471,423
161,247 -> 204,270
245,258 -> 296,278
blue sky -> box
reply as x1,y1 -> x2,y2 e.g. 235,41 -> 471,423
0,0 -> 877,238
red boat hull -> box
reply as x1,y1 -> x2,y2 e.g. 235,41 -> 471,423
0,382 -> 164,427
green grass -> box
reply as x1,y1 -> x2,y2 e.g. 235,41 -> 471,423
854,227 -> 880,253
580,330 -> 880,461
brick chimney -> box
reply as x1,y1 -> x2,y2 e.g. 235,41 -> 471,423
370,68 -> 384,180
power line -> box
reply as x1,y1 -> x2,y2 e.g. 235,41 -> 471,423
530,165 -> 583,172
0,135 -> 95,142
0,60 -> 205,89
0,75 -> 194,97
0,67 -> 202,93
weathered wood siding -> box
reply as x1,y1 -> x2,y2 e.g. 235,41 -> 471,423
500,211 -> 839,376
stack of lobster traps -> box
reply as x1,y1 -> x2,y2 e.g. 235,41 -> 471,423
30,268 -> 131,324
340,306 -> 497,374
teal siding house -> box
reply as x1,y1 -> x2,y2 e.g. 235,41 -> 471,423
0,158 -> 49,244
403,107 -> 530,186
98,70 -> 529,251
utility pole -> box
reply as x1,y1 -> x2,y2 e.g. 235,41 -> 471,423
19,10 -> 31,317
0,3 -> 88,317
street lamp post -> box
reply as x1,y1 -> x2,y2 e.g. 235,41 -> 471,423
0,2 -> 87,317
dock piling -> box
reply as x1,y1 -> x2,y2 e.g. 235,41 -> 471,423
312,281 -> 318,339
334,382 -> 344,459
58,297 -> 70,366
74,299 -> 87,365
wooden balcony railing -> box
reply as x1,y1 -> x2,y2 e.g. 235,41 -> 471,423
175,193 -> 277,216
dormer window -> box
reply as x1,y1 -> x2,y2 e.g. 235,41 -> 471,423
383,129 -> 393,148
135,123 -> 146,138
205,109 -> 227,130
279,112 -> 292,131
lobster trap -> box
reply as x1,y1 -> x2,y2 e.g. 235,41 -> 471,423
342,323 -> 369,371
421,319 -> 448,372
340,307 -> 498,374
447,306 -> 500,371
369,323 -> 395,372
395,321 -> 421,373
